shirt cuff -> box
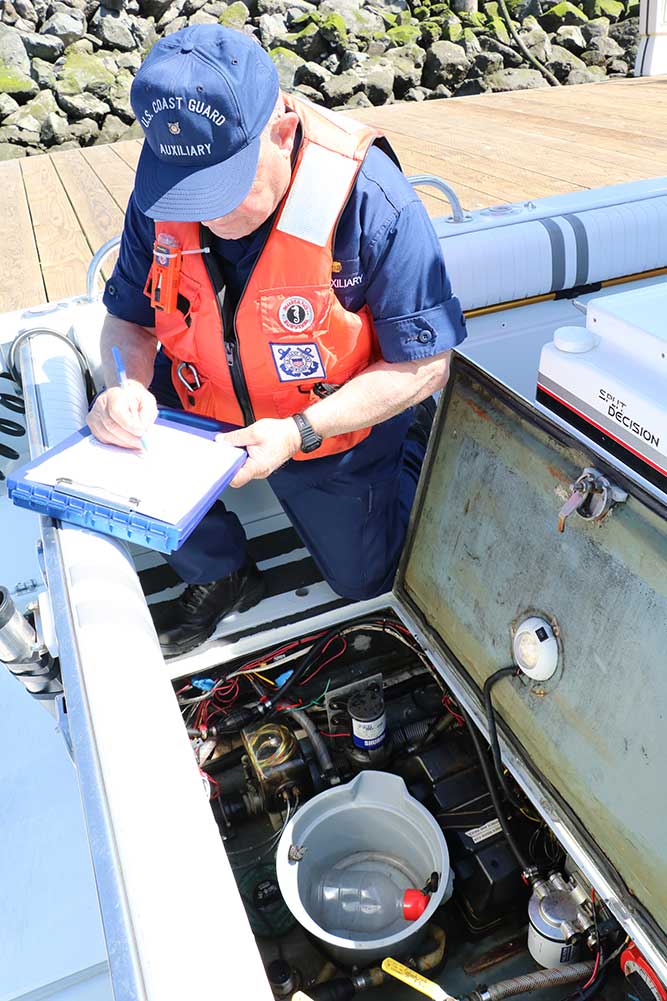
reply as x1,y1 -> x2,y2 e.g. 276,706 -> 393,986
103,270 -> 155,329
374,299 -> 467,363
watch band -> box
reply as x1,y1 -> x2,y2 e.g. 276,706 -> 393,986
292,412 -> 323,453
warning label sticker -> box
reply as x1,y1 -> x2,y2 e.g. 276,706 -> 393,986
465,819 -> 502,844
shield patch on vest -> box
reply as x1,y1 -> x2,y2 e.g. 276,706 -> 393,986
270,343 -> 326,383
278,296 -> 315,333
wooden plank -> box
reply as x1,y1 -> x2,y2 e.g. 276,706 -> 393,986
80,143 -> 136,210
113,139 -> 142,170
51,148 -> 125,290
0,159 -> 45,312
20,154 -> 92,302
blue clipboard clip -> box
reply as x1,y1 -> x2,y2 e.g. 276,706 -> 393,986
55,477 -> 142,511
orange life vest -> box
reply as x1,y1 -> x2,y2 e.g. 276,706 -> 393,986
149,95 -> 386,459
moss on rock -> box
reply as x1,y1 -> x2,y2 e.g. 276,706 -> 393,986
218,1 -> 249,28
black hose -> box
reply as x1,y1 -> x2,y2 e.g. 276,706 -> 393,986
461,707 -> 532,875
483,667 -> 524,810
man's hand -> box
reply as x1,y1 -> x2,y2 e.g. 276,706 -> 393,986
222,418 -> 302,487
87,382 -> 158,448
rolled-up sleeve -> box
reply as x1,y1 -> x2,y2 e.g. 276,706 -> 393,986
362,193 -> 467,363
102,193 -> 156,329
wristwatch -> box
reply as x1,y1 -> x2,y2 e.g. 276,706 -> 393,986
292,412 -> 323,453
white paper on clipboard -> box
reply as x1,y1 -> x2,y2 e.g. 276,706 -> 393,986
24,423 -> 243,523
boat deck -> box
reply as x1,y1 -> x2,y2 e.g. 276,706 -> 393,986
2,74 -> 667,313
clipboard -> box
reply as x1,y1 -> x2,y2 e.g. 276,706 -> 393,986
7,408 -> 246,554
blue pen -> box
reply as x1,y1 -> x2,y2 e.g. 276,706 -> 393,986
111,345 -> 149,451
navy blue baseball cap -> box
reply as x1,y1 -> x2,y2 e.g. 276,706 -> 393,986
130,25 -> 280,221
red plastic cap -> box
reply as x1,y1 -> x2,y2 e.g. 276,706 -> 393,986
403,889 -> 429,921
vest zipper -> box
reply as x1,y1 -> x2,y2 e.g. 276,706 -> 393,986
200,225 -> 255,427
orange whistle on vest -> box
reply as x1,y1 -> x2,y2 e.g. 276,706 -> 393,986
145,233 -> 182,313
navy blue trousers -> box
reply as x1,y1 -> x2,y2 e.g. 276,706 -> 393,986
151,353 -> 425,600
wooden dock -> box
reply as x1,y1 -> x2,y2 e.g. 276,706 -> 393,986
2,75 -> 666,314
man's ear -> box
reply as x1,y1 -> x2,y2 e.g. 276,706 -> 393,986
273,110 -> 299,155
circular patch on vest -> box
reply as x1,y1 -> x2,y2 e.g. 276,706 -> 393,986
279,296 -> 315,333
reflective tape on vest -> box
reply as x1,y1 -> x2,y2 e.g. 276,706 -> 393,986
276,143 -> 360,248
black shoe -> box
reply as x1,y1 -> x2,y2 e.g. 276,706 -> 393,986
153,561 -> 265,658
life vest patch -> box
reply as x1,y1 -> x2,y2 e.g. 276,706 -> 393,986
270,342 -> 326,382
278,296 -> 315,333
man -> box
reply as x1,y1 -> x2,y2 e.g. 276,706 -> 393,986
89,24 -> 467,657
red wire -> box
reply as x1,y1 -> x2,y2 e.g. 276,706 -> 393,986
581,890 -> 600,990
442,694 -> 464,725
320,731 -> 352,738
299,636 -> 348,686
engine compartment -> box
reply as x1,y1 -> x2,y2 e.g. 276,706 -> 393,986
172,612 -> 638,1001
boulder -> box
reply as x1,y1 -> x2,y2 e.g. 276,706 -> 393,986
293,57 -> 332,88
0,93 -> 20,117
5,87 -> 59,126
96,111 -> 127,142
0,141 -> 27,158
320,67 -> 364,104
567,64 -> 605,81
422,39 -> 471,89
89,6 -> 137,49
386,23 -> 422,46
519,25 -> 552,62
140,0 -> 174,17
14,0 -> 39,23
218,0 -> 250,27
462,27 -> 482,56
268,45 -> 305,87
258,12 -> 287,45
30,55 -> 57,86
130,15 -> 158,47
318,0 -> 383,37
384,42 -> 425,97
365,61 -> 395,104
188,10 -> 218,20
539,0 -> 588,31
479,35 -> 523,66
55,50 -> 116,98
22,31 -> 64,60
0,22 -> 31,75
41,109 -> 69,143
341,91 -> 372,108
103,0 -> 128,9
582,0 -> 623,19
116,48 -> 142,68
546,41 -> 586,79
293,82 -> 325,102
164,14 -> 187,30
438,13 -> 463,42
108,67 -> 134,120
55,89 -> 110,119
426,82 -> 453,97
474,48 -> 503,71
0,65 -> 39,99
403,85 -> 427,100
485,65 -> 549,88
256,0 -> 289,12
68,114 -> 99,141
454,77 -> 488,93
182,0 -> 208,12
555,23 -> 586,53
581,16 -> 609,40
40,8 -> 86,44
581,32 -> 623,63
317,11 -> 347,45
274,22 -> 327,60
606,56 -> 628,73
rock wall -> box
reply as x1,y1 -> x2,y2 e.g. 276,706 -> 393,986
0,0 -> 639,159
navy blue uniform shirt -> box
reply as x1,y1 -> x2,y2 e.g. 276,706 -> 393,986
104,145 -> 467,363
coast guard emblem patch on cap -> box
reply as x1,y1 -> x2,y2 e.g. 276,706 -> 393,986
167,121 -> 181,135
270,343 -> 326,383
279,296 -> 315,333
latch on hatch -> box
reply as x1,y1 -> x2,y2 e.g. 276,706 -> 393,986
557,467 -> 628,533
